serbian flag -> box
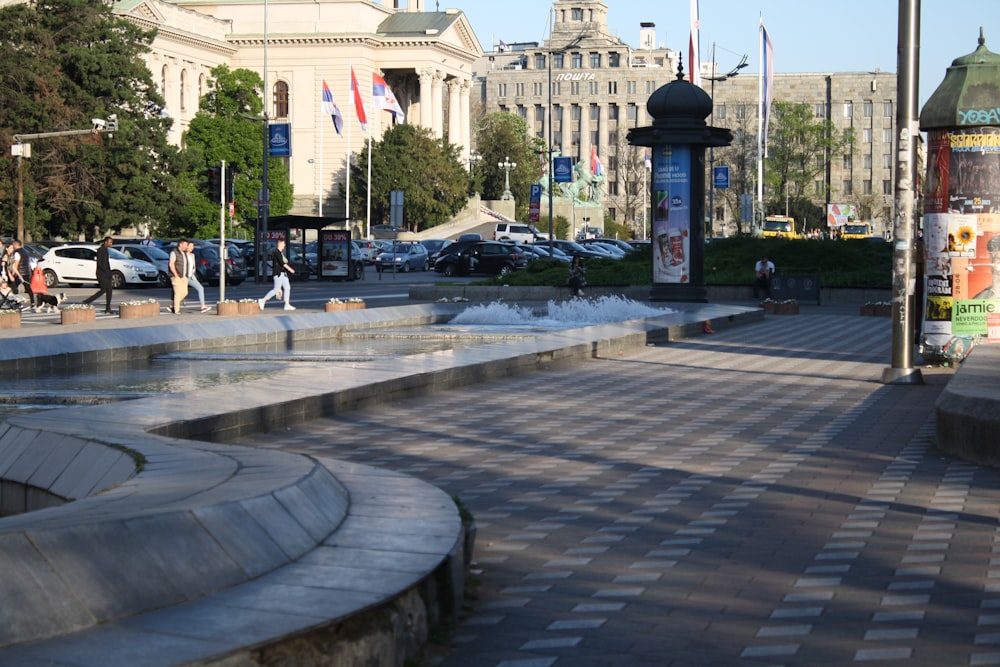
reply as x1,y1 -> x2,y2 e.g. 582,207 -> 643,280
372,72 -> 405,122
590,146 -> 604,177
761,22 -> 774,156
350,67 -> 368,133
643,148 -> 651,170
321,80 -> 343,135
688,0 -> 701,87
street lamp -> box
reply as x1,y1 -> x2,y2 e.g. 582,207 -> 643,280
546,31 -> 585,255
498,156 -> 516,200
11,115 -> 118,242
705,45 -> 748,238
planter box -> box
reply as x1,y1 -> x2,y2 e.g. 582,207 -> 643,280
119,302 -> 160,319
860,305 -> 892,317
237,301 -> 259,315
0,312 -> 21,329
762,303 -> 799,315
325,302 -> 347,312
217,302 -> 239,316
345,301 -> 366,310
61,308 -> 96,325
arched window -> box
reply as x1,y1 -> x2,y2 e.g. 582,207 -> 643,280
273,80 -> 289,119
180,69 -> 187,112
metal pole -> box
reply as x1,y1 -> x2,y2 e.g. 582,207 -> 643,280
547,50 -> 554,256
16,153 -> 23,242
882,0 -> 923,385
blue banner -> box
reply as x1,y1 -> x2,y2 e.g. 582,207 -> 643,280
553,156 -> 573,183
269,123 -> 291,158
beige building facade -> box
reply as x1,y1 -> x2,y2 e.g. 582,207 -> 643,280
112,0 -> 483,219
478,0 -> 898,237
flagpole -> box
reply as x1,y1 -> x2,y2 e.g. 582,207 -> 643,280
756,17 -> 764,235
366,67 -> 372,240
319,82 -> 324,217
346,67 -> 352,229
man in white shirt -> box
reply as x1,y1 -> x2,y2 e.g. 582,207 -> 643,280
754,255 -> 775,299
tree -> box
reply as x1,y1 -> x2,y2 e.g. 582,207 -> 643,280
764,101 -> 854,227
344,123 -> 468,231
607,129 -> 647,238
473,112 -> 545,221
180,65 -> 293,238
0,0 -> 183,240
711,98 -> 759,236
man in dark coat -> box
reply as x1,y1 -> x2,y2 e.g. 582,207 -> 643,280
82,236 -> 114,313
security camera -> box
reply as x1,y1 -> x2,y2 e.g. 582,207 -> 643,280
91,118 -> 106,130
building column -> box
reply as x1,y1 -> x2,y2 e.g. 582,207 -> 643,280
459,78 -> 472,164
431,71 -> 445,139
419,69 -> 434,131
579,103 -> 591,163
448,77 -> 461,147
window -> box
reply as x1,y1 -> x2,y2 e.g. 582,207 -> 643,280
553,53 -> 564,69
715,205 -> 724,221
571,52 -> 582,68
627,104 -> 638,123
735,104 -> 746,120
571,7 -> 583,20
590,130 -> 598,144
535,106 -> 545,122
553,105 -> 563,128
864,154 -> 872,169
498,83 -> 507,97
608,52 -> 620,67
608,81 -> 617,95
571,105 -> 582,121
863,180 -> 872,194
515,82 -> 525,97
863,128 -> 873,144
843,155 -> 852,169
273,81 -> 289,119
180,70 -> 187,111
815,180 -> 824,196
608,104 -> 619,121
626,81 -> 637,95
552,81 -> 561,96
863,100 -> 873,117
842,180 -> 853,195
590,52 -> 601,68
883,153 -> 892,169
517,105 -> 526,120
570,81 -> 580,96
571,130 -> 580,148
716,104 -> 726,121
883,128 -> 893,144
589,81 -> 599,95
646,80 -> 655,94
608,182 -> 618,196
844,100 -> 853,118
590,104 -> 600,121
883,179 -> 892,195
815,102 -> 827,118
883,100 -> 893,117
535,54 -> 546,69
533,82 -> 543,96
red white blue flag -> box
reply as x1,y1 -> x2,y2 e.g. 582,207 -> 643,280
591,146 -> 604,177
762,23 -> 774,155
372,72 -> 405,122
350,67 -> 368,133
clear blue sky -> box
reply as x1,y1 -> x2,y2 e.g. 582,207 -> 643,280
460,1 -> 997,106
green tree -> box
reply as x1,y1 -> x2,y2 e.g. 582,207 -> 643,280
764,101 -> 854,229
180,65 -> 293,238
0,0 -> 183,240
473,113 -> 545,220
344,123 -> 468,232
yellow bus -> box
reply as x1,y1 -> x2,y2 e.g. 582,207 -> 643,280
762,216 -> 801,239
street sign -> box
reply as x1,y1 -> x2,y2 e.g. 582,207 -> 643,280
713,165 -> 730,189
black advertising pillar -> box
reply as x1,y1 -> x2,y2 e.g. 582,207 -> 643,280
627,65 -> 731,302
919,30 -> 1000,364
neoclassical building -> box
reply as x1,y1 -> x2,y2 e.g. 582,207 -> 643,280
113,0 -> 482,218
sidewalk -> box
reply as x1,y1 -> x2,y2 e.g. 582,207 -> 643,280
232,310 -> 1000,667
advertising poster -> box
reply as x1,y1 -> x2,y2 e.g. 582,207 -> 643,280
826,203 -> 858,228
269,123 -> 291,158
922,127 -> 1000,351
651,144 -> 690,284
320,229 -> 351,278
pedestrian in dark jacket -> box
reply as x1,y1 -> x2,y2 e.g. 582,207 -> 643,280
82,237 -> 114,313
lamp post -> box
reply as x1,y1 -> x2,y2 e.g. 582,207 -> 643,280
499,156 -> 516,200
546,30 -> 585,256
11,115 -> 118,242
705,45 -> 747,238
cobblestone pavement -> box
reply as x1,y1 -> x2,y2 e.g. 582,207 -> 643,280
235,312 -> 1000,666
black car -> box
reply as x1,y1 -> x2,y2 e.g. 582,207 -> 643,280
434,241 -> 528,277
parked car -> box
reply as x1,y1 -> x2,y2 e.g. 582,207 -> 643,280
113,243 -> 171,287
374,241 -> 430,273
493,222 -> 550,244
162,242 -> 224,286
578,238 -> 636,255
419,239 -> 453,263
434,241 -> 528,276
546,239 -> 606,260
457,232 -> 482,242
354,239 -> 380,263
40,244 -> 159,289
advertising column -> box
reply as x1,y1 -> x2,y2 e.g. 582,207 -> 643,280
651,144 -> 690,284
921,127 -> 1000,362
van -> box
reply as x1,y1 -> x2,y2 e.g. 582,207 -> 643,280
494,223 -> 548,244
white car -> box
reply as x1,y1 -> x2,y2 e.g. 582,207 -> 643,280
113,243 -> 172,288
40,244 -> 160,289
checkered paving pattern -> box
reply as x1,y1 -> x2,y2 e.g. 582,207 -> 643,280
237,313 -> 1000,666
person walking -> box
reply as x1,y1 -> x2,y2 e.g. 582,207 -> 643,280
169,239 -> 190,314
568,254 -> 587,297
753,255 -> 775,299
258,238 -> 296,310
9,240 -> 34,308
185,243 -> 210,312
82,236 -> 114,313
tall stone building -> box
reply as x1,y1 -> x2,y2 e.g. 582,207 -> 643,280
477,0 -> 898,237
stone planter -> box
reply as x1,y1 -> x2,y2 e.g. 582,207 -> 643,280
325,302 -> 347,312
119,302 -> 160,319
762,302 -> 799,315
0,312 -> 21,329
61,308 -> 96,325
345,301 -> 366,310
237,301 -> 259,315
860,305 -> 892,317
217,302 -> 239,316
